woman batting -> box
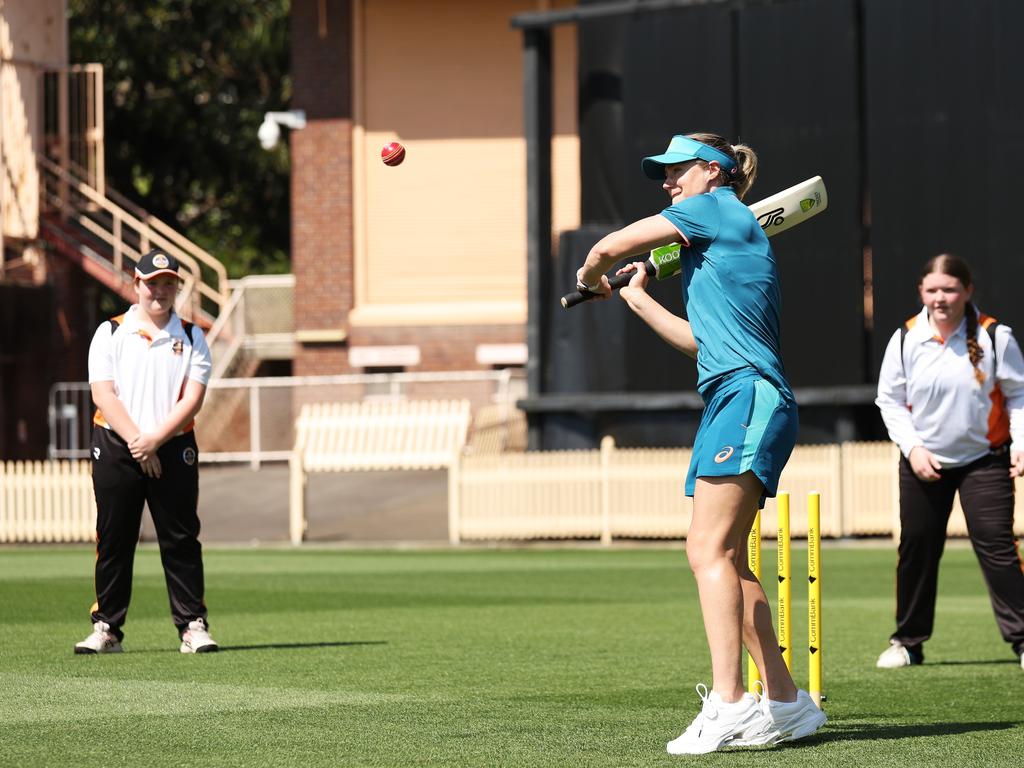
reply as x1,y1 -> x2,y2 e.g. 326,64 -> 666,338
575,133 -> 826,754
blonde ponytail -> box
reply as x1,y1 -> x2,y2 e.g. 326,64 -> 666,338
686,132 -> 758,200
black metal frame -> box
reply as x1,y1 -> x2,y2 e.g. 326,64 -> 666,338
511,1 -> 877,449
513,1 -> 754,447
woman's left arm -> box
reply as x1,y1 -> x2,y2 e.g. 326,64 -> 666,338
995,326 -> 1024,477
577,214 -> 682,293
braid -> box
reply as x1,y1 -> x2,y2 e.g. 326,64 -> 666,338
965,302 -> 985,384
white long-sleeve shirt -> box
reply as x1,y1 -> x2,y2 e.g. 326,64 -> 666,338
876,306 -> 1024,467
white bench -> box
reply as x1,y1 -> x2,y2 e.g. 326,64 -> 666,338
288,399 -> 471,543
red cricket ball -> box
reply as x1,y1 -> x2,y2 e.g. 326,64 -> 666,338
381,141 -> 406,166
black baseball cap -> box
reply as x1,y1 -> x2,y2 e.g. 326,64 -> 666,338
135,249 -> 181,280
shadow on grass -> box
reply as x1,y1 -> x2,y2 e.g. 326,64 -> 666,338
926,659 -> 1018,666
127,640 -> 388,654
802,720 -> 1020,745
221,640 -> 388,653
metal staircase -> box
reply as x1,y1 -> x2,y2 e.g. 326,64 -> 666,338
38,155 -> 229,328
25,63 -> 299,462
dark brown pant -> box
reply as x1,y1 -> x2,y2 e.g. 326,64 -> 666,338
90,427 -> 207,639
894,449 -> 1024,657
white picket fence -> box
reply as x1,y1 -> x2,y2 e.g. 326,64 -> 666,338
448,439 -> 1024,543
4,439 -> 1023,545
0,461 -> 95,543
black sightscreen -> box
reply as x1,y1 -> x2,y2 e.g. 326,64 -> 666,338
539,0 -> 1024,446
572,0 -> 865,391
619,4 -> 736,226
547,226 -> 698,396
736,0 -> 864,387
865,0 -> 1024,371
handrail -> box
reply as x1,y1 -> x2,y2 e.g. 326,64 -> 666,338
39,155 -> 229,320
101,179 -> 229,307
211,330 -> 247,381
206,277 -> 247,347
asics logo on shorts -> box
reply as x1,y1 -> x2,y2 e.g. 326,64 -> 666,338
714,446 -> 734,463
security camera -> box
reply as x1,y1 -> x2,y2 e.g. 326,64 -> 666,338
258,117 -> 281,150
257,110 -> 306,151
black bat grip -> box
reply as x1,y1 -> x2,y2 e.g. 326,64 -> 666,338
559,262 -> 653,309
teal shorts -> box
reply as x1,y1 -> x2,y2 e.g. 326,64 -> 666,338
685,370 -> 798,507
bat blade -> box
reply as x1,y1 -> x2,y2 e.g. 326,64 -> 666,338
748,175 -> 828,238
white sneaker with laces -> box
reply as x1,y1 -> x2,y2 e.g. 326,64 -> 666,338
876,640 -> 920,668
74,621 -> 122,654
666,684 -> 765,755
179,618 -> 219,654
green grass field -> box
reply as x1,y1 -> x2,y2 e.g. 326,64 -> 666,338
2,543 -> 1022,767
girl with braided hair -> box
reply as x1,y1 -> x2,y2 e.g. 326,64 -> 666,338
875,253 -> 1024,670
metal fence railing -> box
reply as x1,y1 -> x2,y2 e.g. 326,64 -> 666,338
49,369 -> 522,466
48,383 -> 93,460
206,274 -> 296,380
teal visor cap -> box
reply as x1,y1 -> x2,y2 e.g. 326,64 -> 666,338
641,135 -> 738,180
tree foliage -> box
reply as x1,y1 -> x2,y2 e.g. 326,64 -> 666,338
68,0 -> 292,277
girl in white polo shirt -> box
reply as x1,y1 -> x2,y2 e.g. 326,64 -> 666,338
75,248 -> 218,655
875,253 -> 1024,670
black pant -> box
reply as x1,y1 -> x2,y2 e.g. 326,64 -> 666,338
90,427 -> 207,638
894,449 -> 1024,657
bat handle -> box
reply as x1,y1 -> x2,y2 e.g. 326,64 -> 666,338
560,261 -> 654,309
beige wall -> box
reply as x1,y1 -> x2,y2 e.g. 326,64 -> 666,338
0,0 -> 67,241
350,0 -> 578,327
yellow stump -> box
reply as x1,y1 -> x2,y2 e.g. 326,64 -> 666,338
776,493 -> 792,671
807,491 -> 823,708
746,509 -> 761,693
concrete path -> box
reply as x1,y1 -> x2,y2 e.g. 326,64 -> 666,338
139,464 -> 449,545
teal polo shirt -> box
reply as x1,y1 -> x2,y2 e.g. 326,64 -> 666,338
659,186 -> 791,398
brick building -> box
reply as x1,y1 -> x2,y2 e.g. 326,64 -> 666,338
0,0 -> 581,459
288,0 -> 579,375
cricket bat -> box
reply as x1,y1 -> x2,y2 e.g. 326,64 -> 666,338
560,175 -> 828,309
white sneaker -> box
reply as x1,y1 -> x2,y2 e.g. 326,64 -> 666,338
179,618 -> 219,654
74,621 -> 123,654
761,689 -> 827,743
666,685 -> 765,755
727,683 -> 779,747
876,639 -> 922,668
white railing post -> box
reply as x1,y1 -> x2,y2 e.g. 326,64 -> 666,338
448,449 -> 462,544
112,214 -> 123,272
288,452 -> 306,545
288,405 -> 310,545
600,435 -> 614,546
250,385 -> 261,470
